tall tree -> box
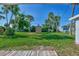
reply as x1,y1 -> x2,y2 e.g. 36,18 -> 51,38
48,12 -> 55,32
70,4 -> 75,35
9,5 -> 20,29
44,12 -> 60,32
16,13 -> 30,32
0,5 -> 19,26
55,16 -> 60,32
4,5 -> 20,32
18,14 -> 25,31
26,15 -> 34,32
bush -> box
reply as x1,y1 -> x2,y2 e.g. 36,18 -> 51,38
23,28 -> 29,32
4,27 -> 15,36
31,26 -> 35,32
42,27 -> 48,32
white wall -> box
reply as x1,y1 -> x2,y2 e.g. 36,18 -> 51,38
75,20 -> 79,44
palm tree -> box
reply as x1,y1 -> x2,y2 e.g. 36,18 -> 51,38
11,5 -> 20,20
18,13 -> 26,31
1,5 -> 20,28
9,5 -> 20,26
26,15 -> 34,32
7,5 -> 20,31
16,13 -> 30,31
48,12 -> 55,32
70,3 -> 79,35
55,16 -> 60,32
45,12 -> 60,32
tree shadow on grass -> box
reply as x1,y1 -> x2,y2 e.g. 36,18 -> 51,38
0,33 -> 74,40
0,34 -> 29,39
34,34 -> 74,40
12,34 -> 29,39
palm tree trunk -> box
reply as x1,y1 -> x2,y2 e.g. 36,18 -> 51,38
9,13 -> 13,25
70,3 -> 75,35
14,15 -> 17,31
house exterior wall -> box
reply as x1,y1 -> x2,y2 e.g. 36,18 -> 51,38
69,14 -> 79,44
75,20 -> 79,44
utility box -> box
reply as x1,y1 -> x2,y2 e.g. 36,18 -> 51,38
69,14 -> 79,44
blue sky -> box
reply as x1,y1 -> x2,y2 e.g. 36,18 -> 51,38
0,4 -> 79,27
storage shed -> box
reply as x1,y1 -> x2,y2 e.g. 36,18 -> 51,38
35,25 -> 41,32
69,14 -> 79,44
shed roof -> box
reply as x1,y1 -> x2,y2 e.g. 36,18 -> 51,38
69,14 -> 79,20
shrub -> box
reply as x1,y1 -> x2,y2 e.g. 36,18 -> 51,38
42,27 -> 48,32
4,27 -> 15,36
31,26 -> 35,32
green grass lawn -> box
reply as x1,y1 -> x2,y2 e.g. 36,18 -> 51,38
0,32 -> 79,56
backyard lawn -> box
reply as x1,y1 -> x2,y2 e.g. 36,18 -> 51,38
0,32 -> 79,56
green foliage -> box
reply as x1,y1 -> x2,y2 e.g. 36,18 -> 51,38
17,13 -> 30,32
44,12 -> 61,32
26,15 -> 34,32
15,14 -> 34,32
18,19 -> 24,31
42,25 -> 48,32
0,5 -> 35,32
4,27 -> 15,36
31,26 -> 36,32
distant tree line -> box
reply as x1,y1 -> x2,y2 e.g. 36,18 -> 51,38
0,4 -> 61,36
